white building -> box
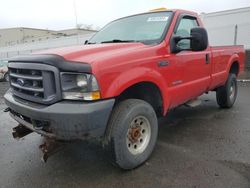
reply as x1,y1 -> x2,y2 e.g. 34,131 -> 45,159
0,33 -> 94,59
201,7 -> 250,48
200,7 -> 250,68
0,27 -> 96,47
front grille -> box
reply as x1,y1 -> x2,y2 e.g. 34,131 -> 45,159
10,68 -> 44,98
8,62 -> 61,104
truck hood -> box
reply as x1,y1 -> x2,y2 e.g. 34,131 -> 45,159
35,43 -> 148,65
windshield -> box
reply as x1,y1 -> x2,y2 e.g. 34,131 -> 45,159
88,11 -> 173,45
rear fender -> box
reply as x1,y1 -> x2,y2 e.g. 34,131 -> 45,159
226,53 -> 240,76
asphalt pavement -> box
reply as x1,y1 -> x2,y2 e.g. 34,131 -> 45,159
0,81 -> 249,188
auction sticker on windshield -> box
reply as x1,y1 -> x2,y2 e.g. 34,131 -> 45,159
147,16 -> 169,22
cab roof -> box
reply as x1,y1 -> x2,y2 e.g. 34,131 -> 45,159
149,8 -> 198,17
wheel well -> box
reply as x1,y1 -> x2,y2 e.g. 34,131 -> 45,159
229,61 -> 239,76
116,82 -> 163,117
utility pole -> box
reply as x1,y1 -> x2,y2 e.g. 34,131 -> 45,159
21,28 -> 25,44
73,0 -> 79,44
234,24 -> 238,45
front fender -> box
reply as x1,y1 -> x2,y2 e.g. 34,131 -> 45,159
103,67 -> 169,114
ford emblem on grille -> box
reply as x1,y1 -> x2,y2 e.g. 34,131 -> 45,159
16,78 -> 25,86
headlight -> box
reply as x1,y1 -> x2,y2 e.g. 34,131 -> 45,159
60,72 -> 101,101
76,74 -> 88,87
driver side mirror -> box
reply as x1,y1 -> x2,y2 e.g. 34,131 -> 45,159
190,27 -> 208,51
171,27 -> 208,53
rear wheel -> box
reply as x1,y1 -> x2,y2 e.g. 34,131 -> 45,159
216,73 -> 237,108
107,99 -> 158,170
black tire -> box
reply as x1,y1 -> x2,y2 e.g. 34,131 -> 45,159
4,73 -> 9,82
106,99 -> 158,170
216,73 -> 237,108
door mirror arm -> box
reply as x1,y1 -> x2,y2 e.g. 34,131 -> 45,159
170,36 -> 192,53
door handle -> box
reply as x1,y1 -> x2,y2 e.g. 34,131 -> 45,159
205,54 -> 210,64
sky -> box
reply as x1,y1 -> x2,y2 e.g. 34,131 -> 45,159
0,0 -> 250,30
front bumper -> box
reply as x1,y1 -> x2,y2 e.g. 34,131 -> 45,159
4,90 -> 115,140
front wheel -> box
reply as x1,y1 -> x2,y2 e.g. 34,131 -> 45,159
216,73 -> 238,108
107,99 -> 158,170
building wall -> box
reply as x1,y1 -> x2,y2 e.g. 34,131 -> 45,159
58,29 -> 95,36
0,27 -> 96,47
201,7 -> 250,68
201,7 -> 250,50
0,28 -> 52,46
0,33 -> 94,59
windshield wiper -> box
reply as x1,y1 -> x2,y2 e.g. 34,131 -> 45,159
84,40 -> 96,45
101,39 -> 137,43
87,42 -> 96,44
84,40 -> 97,45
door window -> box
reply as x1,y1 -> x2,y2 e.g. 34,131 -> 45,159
175,17 -> 198,49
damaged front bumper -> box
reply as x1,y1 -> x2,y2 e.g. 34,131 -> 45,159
4,90 -> 115,140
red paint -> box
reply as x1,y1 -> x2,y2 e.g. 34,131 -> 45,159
36,9 -> 245,115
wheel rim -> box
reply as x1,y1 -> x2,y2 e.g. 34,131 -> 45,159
229,80 -> 236,101
126,116 -> 151,155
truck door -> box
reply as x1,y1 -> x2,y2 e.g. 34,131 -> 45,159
168,15 -> 211,107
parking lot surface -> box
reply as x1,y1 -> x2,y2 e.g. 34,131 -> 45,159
0,81 -> 249,188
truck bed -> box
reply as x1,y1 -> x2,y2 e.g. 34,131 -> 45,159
209,45 -> 245,89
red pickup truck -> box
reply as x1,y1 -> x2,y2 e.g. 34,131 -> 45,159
4,9 -> 245,169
